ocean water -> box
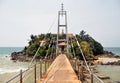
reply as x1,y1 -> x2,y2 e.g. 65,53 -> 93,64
0,47 -> 120,82
104,47 -> 120,56
95,47 -> 120,82
0,47 -> 23,55
0,47 -> 28,74
96,65 -> 120,82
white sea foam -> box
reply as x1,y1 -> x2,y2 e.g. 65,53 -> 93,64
0,54 -> 28,75
0,67 -> 27,74
0,54 -> 11,60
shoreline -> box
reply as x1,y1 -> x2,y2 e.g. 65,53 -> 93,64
94,53 -> 120,65
92,53 -> 120,83
94,56 -> 120,64
94,65 -> 120,83
0,72 -> 19,83
8,51 -> 120,83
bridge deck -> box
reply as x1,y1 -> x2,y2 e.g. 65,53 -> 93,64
38,54 -> 80,83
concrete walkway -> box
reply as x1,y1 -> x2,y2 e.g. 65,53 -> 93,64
38,54 -> 80,83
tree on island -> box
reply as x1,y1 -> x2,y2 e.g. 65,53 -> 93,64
71,30 -> 103,59
14,30 -> 103,60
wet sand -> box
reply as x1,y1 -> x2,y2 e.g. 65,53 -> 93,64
0,72 -> 19,83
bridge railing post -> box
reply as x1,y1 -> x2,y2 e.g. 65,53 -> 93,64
34,64 -> 36,83
48,60 -> 50,68
75,59 -> 77,71
20,69 -> 22,83
40,61 -> 42,78
46,60 -> 48,70
81,66 -> 84,83
91,73 -> 93,83
78,65 -> 80,80
45,60 -> 47,72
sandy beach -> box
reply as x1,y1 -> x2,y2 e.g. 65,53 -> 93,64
0,63 -> 47,83
0,72 -> 19,83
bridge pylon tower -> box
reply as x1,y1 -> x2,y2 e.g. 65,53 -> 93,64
56,3 -> 68,54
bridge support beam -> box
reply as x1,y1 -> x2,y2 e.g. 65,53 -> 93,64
56,3 -> 68,54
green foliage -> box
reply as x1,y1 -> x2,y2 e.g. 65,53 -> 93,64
47,47 -> 55,56
25,34 -> 45,57
93,41 -> 103,55
79,30 -> 103,55
80,41 -> 94,58
37,46 -> 46,58
80,41 -> 88,46
38,34 -> 45,40
26,43 -> 39,56
24,30 -> 103,59
72,30 -> 103,59
24,33 -> 57,59
89,51 -> 93,58
72,41 -> 82,59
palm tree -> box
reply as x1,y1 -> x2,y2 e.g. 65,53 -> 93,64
79,30 -> 86,40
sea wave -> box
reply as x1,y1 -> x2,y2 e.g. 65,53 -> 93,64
0,54 -> 11,64
0,67 -> 27,74
0,54 -> 29,74
0,54 -> 11,59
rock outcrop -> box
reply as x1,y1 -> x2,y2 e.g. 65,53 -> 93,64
11,52 -> 31,62
103,60 -> 120,65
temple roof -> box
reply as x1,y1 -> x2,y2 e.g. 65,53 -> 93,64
58,42 -> 67,46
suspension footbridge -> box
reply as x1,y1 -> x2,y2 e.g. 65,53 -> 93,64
6,4 -> 104,83
38,54 -> 79,83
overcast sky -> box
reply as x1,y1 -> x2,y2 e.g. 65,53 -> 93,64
0,0 -> 120,47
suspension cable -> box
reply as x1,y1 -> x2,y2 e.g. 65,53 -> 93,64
22,14 -> 57,79
93,74 -> 104,83
70,40 -> 75,57
45,42 -> 51,58
6,15 -> 57,83
45,35 -> 54,58
75,35 -> 104,83
75,36 -> 91,74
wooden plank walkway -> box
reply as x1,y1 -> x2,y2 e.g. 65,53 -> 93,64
38,54 -> 80,83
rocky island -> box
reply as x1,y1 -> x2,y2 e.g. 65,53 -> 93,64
11,30 -> 104,62
10,30 -> 120,83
